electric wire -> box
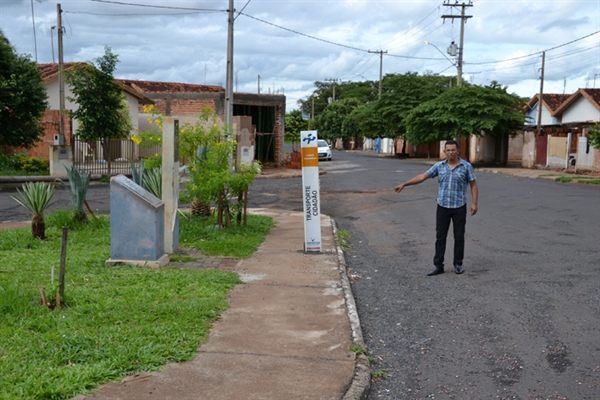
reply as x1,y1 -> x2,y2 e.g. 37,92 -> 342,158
89,0 -> 225,12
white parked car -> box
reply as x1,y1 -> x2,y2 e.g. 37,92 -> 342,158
317,140 -> 332,161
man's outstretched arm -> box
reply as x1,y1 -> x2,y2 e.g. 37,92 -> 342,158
393,172 -> 430,193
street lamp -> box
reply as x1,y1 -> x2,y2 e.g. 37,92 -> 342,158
356,73 -> 368,81
424,41 -> 456,67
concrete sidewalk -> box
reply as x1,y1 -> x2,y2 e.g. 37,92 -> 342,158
74,209 -> 370,400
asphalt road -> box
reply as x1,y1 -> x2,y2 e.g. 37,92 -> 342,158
248,151 -> 600,399
2,151 -> 599,399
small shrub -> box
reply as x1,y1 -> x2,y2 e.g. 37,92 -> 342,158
143,154 -> 162,170
19,156 -> 49,174
0,152 -> 23,171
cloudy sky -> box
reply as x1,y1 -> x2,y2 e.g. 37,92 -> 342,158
1,0 -> 599,110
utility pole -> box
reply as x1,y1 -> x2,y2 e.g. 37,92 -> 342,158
31,0 -> 38,62
442,1 -> 472,87
57,4 -> 65,138
308,96 -> 315,130
536,51 -> 546,136
325,78 -> 339,102
224,0 -> 234,131
368,50 -> 387,98
258,74 -> 261,94
51,26 -> 56,64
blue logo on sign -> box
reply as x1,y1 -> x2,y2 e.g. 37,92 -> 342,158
303,133 -> 316,144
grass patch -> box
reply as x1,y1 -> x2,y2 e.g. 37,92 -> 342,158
336,229 -> 352,250
579,179 -> 600,185
169,251 -> 198,263
179,213 -> 275,258
350,343 -> 367,355
0,209 -> 277,399
555,175 -> 600,185
371,369 -> 388,380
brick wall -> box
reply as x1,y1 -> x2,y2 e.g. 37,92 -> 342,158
6,110 -> 72,159
140,98 -> 217,115
274,103 -> 284,166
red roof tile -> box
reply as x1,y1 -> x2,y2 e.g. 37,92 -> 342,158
525,93 -> 570,112
37,62 -> 86,81
118,79 -> 224,93
553,88 -> 600,116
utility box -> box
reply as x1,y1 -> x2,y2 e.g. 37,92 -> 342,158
106,175 -> 169,268
53,134 -> 65,146
234,116 -> 255,166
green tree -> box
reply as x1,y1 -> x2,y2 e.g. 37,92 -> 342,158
588,122 -> 600,149
0,31 -> 48,150
297,80 -> 378,119
349,102 -> 387,139
66,46 -> 133,176
284,109 -> 307,144
404,82 -> 527,145
375,72 -> 450,138
314,98 -> 361,143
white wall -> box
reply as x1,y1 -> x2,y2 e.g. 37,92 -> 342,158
562,96 -> 600,123
522,130 -> 535,168
576,136 -> 595,169
526,102 -> 556,125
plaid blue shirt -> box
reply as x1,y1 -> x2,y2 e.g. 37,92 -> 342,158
427,158 -> 476,209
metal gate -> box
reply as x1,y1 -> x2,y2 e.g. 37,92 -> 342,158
72,138 -> 161,176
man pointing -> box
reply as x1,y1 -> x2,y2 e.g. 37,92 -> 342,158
393,140 -> 478,276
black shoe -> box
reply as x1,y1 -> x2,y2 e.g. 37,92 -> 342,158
454,264 -> 464,274
427,267 -> 444,276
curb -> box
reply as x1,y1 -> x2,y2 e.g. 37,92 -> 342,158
331,218 -> 371,400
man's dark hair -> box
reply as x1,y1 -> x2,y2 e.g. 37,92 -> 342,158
445,139 -> 459,149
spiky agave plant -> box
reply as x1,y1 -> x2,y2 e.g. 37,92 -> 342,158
59,166 -> 91,222
143,167 -> 162,199
11,182 -> 55,239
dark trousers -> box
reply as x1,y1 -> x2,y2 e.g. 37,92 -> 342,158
434,204 -> 467,268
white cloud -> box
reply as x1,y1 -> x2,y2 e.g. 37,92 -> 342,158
1,0 -> 599,108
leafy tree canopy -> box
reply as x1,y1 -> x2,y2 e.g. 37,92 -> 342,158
375,72 -> 450,138
588,122 -> 600,149
66,46 -> 133,175
284,109 -> 307,143
0,31 -> 48,149
297,80 -> 378,119
67,46 -> 132,143
404,82 -> 527,144
314,98 -> 362,141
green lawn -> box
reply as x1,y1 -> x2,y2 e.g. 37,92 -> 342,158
0,211 -> 273,399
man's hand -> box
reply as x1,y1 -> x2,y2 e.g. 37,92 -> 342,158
393,184 -> 405,193
392,173 -> 430,193
470,203 -> 478,216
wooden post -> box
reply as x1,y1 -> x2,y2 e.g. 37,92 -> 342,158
59,227 -> 68,302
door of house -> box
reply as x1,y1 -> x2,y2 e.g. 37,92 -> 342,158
535,135 -> 547,166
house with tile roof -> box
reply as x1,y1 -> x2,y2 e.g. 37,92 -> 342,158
32,63 -> 153,175
119,79 -> 286,166
521,88 -> 600,171
525,93 -> 571,126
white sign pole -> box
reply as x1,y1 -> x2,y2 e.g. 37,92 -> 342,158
300,130 -> 322,252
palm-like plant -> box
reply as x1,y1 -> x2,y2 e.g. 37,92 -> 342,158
11,182 -> 55,239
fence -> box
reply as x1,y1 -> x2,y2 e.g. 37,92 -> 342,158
72,138 -> 161,176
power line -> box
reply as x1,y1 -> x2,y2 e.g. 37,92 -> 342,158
239,12 -> 370,53
468,30 -> 600,66
89,0 -> 225,12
